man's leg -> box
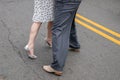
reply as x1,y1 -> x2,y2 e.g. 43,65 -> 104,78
43,0 -> 81,75
69,19 -> 80,50
51,1 -> 81,71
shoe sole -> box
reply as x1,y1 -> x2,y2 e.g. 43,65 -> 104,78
69,48 -> 80,52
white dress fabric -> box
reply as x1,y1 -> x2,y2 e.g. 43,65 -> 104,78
32,0 -> 54,22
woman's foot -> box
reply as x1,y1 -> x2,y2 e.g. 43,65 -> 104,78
24,45 -> 37,59
44,38 -> 52,48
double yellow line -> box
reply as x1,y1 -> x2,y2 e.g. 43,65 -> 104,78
75,13 -> 120,46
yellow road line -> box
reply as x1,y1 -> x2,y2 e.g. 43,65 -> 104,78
75,18 -> 120,45
76,14 -> 120,38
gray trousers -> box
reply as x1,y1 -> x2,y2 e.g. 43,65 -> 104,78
51,0 -> 81,71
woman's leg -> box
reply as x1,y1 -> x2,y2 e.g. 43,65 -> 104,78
27,22 -> 42,55
46,21 -> 53,47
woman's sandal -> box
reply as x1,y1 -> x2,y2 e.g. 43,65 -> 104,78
24,45 -> 37,59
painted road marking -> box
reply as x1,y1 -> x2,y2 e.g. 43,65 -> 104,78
76,14 -> 120,38
75,18 -> 120,45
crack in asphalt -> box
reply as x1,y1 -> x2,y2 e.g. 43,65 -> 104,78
0,19 -> 43,80
0,19 -> 24,63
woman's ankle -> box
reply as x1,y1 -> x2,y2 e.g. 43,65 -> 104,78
27,43 -> 34,49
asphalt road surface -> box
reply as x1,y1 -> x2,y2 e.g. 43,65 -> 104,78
0,0 -> 120,80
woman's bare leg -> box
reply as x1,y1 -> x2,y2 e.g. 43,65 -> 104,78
27,22 -> 42,55
46,21 -> 53,47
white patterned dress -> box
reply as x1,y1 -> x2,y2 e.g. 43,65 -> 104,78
32,0 -> 54,22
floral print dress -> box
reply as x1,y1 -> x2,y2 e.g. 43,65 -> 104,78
32,0 -> 54,22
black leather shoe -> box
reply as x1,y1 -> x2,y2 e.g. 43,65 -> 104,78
69,48 -> 80,52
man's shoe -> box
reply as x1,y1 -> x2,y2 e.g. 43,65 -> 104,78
69,48 -> 80,52
43,65 -> 63,76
